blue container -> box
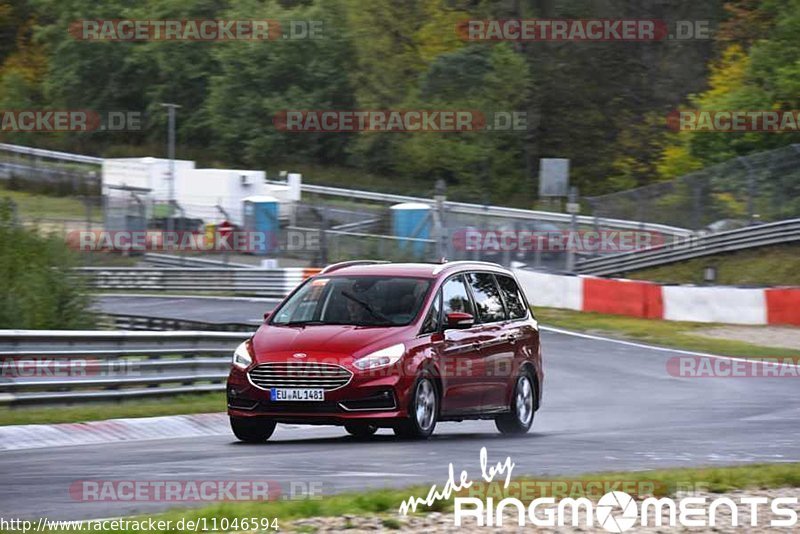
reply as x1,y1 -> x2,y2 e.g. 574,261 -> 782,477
243,196 -> 279,256
391,202 -> 431,258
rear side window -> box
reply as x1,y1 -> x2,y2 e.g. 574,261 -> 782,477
467,273 -> 506,323
441,276 -> 475,317
496,275 -> 528,319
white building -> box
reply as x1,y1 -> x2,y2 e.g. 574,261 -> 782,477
102,158 -> 300,226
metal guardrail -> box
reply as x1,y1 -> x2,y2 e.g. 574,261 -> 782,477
0,161 -> 100,181
141,253 -> 256,269
99,313 -> 255,332
0,143 -> 103,165
0,330 -> 245,405
280,182 -> 694,237
576,218 -> 800,276
75,267 -> 310,297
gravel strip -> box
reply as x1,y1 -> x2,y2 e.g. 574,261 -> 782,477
693,325 -> 800,351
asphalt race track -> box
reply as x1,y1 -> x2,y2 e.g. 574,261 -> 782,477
2,296 -> 800,520
91,295 -> 281,325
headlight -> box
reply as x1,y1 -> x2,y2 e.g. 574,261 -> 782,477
353,343 -> 405,371
232,340 -> 253,370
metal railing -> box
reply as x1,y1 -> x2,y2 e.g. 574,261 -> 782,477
0,143 -> 103,165
75,267 -> 309,297
98,313 -> 255,332
576,219 -> 800,276
286,182 -> 693,237
0,330 -> 245,405
141,253 -> 256,269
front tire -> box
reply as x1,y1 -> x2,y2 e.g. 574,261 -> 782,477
344,423 -> 378,438
394,376 -> 438,439
495,373 -> 535,435
230,416 -> 276,443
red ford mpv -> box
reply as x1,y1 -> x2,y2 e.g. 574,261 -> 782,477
227,260 -> 543,441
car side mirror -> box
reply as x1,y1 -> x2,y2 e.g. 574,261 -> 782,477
263,311 -> 272,322
446,312 -> 474,330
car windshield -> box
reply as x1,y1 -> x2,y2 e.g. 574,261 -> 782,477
270,276 -> 432,327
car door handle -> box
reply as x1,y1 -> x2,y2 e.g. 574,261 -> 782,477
503,333 -> 520,343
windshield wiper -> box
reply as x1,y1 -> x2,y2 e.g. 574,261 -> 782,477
340,291 -> 391,324
281,320 -> 327,326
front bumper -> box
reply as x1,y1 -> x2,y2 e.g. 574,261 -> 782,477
227,366 -> 410,425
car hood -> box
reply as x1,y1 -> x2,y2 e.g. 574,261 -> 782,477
251,324 -> 409,362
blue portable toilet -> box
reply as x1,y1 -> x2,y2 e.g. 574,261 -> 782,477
242,195 -> 279,256
391,202 -> 431,258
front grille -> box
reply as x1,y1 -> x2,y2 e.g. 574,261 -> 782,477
248,362 -> 352,391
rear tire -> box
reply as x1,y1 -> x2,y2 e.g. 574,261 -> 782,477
230,416 -> 276,443
495,373 -> 535,435
344,423 -> 378,438
394,376 -> 438,439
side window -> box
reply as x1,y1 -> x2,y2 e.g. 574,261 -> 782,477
467,273 -> 506,323
497,275 -> 528,319
421,290 -> 441,334
274,279 -> 328,323
441,276 -> 475,318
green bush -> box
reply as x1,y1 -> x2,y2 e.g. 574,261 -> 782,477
0,198 -> 95,329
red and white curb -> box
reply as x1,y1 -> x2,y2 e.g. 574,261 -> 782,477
514,269 -> 800,326
0,412 -> 230,451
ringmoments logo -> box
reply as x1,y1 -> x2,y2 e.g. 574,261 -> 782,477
399,448 -> 800,530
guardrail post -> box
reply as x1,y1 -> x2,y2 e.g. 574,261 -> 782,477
433,179 -> 447,261
690,178 -> 702,231
566,186 -> 579,272
738,156 -> 757,225
318,207 -> 329,267
590,199 -> 601,259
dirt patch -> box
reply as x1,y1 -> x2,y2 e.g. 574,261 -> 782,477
693,325 -> 800,351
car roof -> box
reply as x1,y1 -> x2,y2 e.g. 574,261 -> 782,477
320,261 -> 513,279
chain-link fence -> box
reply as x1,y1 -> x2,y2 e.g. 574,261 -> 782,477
587,144 -> 800,231
0,150 -> 99,197
14,143 -> 800,272
281,200 -> 573,270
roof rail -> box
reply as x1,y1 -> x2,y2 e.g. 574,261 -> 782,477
431,260 -> 506,275
319,260 -> 390,275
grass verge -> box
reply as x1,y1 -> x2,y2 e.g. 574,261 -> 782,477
624,243 -> 800,286
536,307 -> 798,357
0,392 -> 225,426
0,185 -> 98,221
6,463 -> 800,532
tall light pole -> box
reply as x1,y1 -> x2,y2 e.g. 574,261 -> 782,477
160,103 -> 181,235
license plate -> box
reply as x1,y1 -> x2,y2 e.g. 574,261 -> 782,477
270,388 -> 325,402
